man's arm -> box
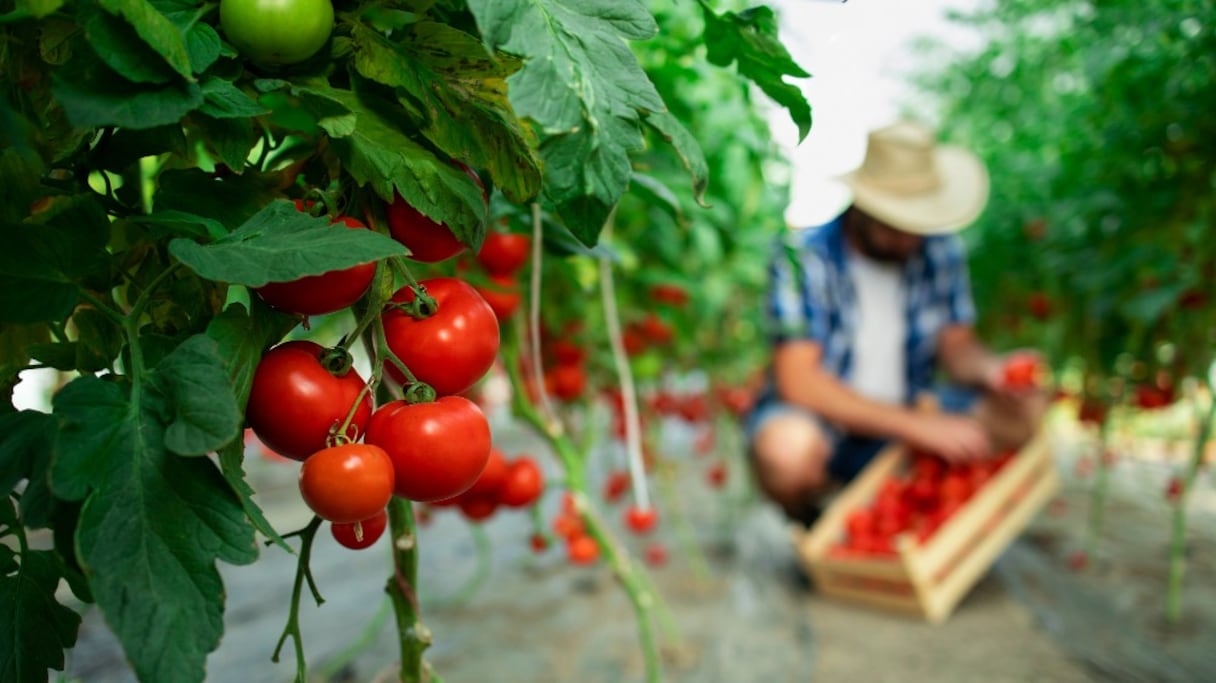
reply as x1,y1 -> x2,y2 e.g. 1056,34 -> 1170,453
937,324 -> 1003,390
775,339 -> 991,461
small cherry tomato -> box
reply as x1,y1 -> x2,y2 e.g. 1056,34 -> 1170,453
331,509 -> 388,550
299,443 -> 395,523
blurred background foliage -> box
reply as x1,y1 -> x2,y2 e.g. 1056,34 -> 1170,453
909,0 -> 1215,397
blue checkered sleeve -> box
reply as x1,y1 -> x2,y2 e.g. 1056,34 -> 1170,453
766,235 -> 831,345
935,235 -> 977,325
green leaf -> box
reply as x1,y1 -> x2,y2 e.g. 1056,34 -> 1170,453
351,22 -> 542,203
84,8 -> 180,85
0,149 -> 43,225
1121,283 -> 1190,326
169,199 -> 406,286
643,110 -> 709,207
629,172 -> 683,221
0,550 -> 81,683
51,54 -> 203,130
191,113 -> 257,171
204,301 -> 297,411
98,0 -> 194,80
14,0 -> 64,19
94,125 -> 189,172
700,4 -> 812,141
155,168 -> 282,228
323,84 -> 488,249
131,210 -> 228,241
152,0 -> 221,73
198,77 -> 269,119
468,0 -> 665,245
27,308 -> 123,373
0,324 -> 47,388
147,335 -> 241,456
52,373 -> 258,683
218,437 -> 290,551
0,196 -> 111,324
0,411 -> 56,521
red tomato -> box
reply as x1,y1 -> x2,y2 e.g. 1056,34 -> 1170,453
1077,398 -> 1108,425
530,533 -> 549,553
385,165 -> 483,263
548,364 -> 586,402
845,509 -> 875,539
567,534 -> 599,565
1001,355 -> 1041,389
548,340 -> 586,366
365,396 -> 491,502
474,273 -> 521,321
939,472 -> 972,504
1027,291 -> 1052,320
464,447 -> 508,499
622,329 -> 647,356
553,514 -> 584,541
498,456 -> 544,508
638,313 -> 673,344
649,283 -> 689,307
246,341 -> 373,460
706,461 -> 728,489
1165,477 -> 1184,503
254,201 -> 376,316
382,277 -> 500,396
1135,384 -> 1174,410
331,509 -> 388,550
644,542 -> 668,568
299,443 -> 395,523
476,231 -> 531,276
602,469 -> 630,503
624,505 -> 658,535
459,496 -> 498,522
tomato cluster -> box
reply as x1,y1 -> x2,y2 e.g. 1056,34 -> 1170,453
466,227 -> 531,321
429,448 -> 545,522
551,493 -> 600,566
829,450 -> 1015,558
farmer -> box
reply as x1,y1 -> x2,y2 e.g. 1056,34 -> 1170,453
746,121 -> 1047,526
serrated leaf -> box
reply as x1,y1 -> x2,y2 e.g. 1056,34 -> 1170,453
644,110 -> 709,207
700,4 -> 812,141
0,149 -> 43,225
0,324 -> 47,386
198,77 -> 268,119
190,113 -> 256,173
0,410 -> 55,501
156,168 -> 282,228
147,335 -> 241,456
51,53 -> 203,130
351,22 -> 542,203
218,437 -> 290,551
98,0 -> 193,80
0,550 -> 81,683
52,373 -> 257,683
204,302 -> 297,411
468,0 -> 664,245
38,17 -> 76,65
169,199 -> 406,286
629,172 -> 683,221
295,89 -> 357,138
84,8 -> 180,85
152,0 -> 222,73
323,84 -> 488,248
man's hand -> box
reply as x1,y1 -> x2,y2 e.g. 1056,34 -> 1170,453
899,413 -> 992,463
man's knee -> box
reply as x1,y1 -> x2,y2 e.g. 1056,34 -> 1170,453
750,412 -> 832,498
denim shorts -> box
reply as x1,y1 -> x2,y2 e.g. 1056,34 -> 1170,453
743,385 -> 978,484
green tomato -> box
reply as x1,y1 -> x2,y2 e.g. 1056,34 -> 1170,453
220,0 -> 334,66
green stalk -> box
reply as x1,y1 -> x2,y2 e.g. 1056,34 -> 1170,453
1083,405 -> 1114,561
503,329 -> 667,683
386,497 -> 432,683
1165,388 -> 1216,623
272,517 -> 325,683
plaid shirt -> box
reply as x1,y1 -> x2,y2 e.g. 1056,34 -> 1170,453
766,213 -> 977,404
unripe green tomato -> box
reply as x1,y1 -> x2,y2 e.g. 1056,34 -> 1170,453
630,351 -> 664,381
219,0 -> 334,66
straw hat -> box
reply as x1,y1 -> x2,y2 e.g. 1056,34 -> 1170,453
840,121 -> 990,235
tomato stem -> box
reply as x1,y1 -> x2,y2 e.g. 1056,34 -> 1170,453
385,497 -> 436,683
526,202 -> 562,433
1166,385 -> 1215,623
272,516 -> 324,683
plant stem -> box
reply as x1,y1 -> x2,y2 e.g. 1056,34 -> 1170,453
272,516 -> 324,683
527,202 -> 561,432
1084,410 -> 1113,561
386,497 -> 432,683
502,328 -> 666,683
1165,388 -> 1216,623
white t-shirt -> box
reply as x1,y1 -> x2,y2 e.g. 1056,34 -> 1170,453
847,248 -> 907,405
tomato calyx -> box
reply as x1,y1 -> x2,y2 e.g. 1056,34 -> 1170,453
403,382 -> 437,405
390,284 -> 439,320
318,345 -> 355,376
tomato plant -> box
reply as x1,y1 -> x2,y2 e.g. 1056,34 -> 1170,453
365,396 -> 492,502
331,509 -> 389,550
381,278 -> 500,396
298,443 -> 396,523
253,202 -> 377,316
246,341 -> 374,460
219,0 -> 334,65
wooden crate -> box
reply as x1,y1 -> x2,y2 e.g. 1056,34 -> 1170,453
795,431 -> 1059,623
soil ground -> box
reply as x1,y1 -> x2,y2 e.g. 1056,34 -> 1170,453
62,406 -> 1214,683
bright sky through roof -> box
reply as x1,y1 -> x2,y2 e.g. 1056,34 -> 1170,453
766,0 -> 982,227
